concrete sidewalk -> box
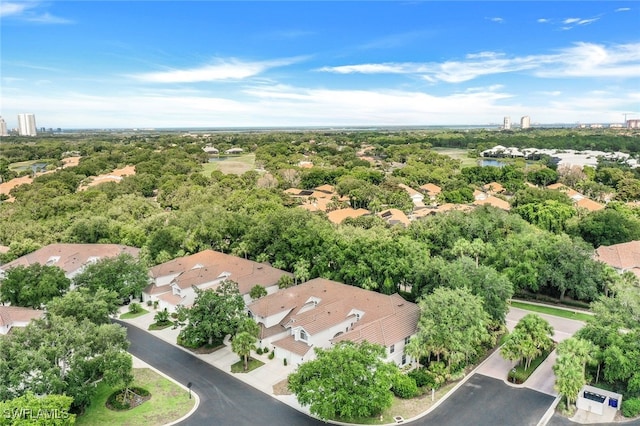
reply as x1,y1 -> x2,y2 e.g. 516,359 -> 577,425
116,306 -> 311,416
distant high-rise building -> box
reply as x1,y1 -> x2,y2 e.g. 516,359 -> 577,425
0,117 -> 8,136
17,113 -> 37,136
503,116 -> 511,130
521,116 -> 531,129
627,119 -> 640,129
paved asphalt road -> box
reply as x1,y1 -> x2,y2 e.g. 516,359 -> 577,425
119,320 -> 563,426
116,321 -> 324,426
421,374 -> 556,426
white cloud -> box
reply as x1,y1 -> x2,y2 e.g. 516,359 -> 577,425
26,12 -> 73,24
0,2 -> 33,17
488,17 -> 504,23
537,18 -> 550,23
577,18 -> 599,25
0,2 -> 72,24
615,7 -> 630,12
131,57 -> 304,83
318,42 -> 640,82
317,63 -> 418,74
563,18 -> 581,24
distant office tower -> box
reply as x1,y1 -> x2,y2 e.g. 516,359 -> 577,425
17,113 -> 37,136
521,116 -> 531,129
0,117 -> 7,136
503,116 -> 511,130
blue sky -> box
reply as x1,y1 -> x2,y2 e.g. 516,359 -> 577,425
1,1 -> 639,129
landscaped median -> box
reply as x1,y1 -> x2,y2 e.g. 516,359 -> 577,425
76,368 -> 195,426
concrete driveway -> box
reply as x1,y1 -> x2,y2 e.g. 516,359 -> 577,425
477,307 -> 586,396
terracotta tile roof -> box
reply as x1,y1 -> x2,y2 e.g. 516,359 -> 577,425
149,250 -> 289,295
272,335 -> 314,356
298,198 -> 331,212
158,292 -> 187,308
473,195 -> 511,211
575,198 -> 605,212
314,184 -> 335,194
378,209 -> 411,227
249,278 -> 419,348
333,296 -> 419,346
595,241 -> 640,274
0,306 -> 44,328
398,184 -> 422,198
326,208 -> 370,224
419,183 -> 442,195
0,244 -> 140,276
547,183 -> 582,199
483,182 -> 504,193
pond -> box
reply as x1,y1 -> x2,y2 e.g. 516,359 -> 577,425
478,159 -> 535,168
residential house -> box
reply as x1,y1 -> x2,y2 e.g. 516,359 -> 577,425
225,147 -> 244,155
483,182 -> 505,194
547,183 -> 584,201
203,145 -> 219,155
595,241 -> 640,279
143,250 -> 290,312
473,195 -> 511,211
326,208 -> 370,225
398,184 -> 425,207
419,183 -> 442,201
0,306 -> 44,335
575,198 -> 605,212
247,278 -> 419,367
378,209 -> 411,227
0,243 -> 140,280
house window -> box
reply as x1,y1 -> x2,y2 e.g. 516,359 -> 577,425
389,344 -> 395,354
300,329 -> 307,341
405,336 -> 411,345
402,354 -> 407,365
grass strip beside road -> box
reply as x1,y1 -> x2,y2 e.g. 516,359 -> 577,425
76,368 -> 195,426
510,300 -> 592,322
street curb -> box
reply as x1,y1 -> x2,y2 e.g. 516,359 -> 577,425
537,395 -> 562,426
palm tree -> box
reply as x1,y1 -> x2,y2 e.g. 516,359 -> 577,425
231,331 -> 257,371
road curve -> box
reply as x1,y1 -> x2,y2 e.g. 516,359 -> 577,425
116,321 -> 324,426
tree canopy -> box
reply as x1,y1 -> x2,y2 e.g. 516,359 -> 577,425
287,341 -> 398,421
177,280 -> 245,348
72,253 -> 148,300
0,264 -> 70,308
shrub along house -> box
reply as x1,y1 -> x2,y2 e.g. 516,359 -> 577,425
142,250 -> 290,312
247,278 -> 419,367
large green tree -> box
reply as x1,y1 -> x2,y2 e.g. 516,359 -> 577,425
0,392 -> 76,425
288,341 -> 398,421
415,287 -> 492,368
501,314 -> 554,370
0,314 -> 131,411
46,287 -> 120,325
177,280 -> 245,348
72,253 -> 148,300
554,353 -> 585,410
0,264 -> 70,308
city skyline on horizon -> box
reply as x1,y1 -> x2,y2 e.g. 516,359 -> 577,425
1,1 -> 639,129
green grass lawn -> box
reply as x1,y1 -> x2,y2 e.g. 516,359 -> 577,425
119,308 -> 149,319
430,148 -> 477,167
9,159 -> 54,172
510,300 -> 592,322
230,357 -> 264,373
201,153 -> 256,176
148,321 -> 173,331
508,350 -> 552,384
76,368 -> 195,426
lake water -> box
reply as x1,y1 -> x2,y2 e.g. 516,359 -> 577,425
479,159 -> 534,168
479,159 -> 508,167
